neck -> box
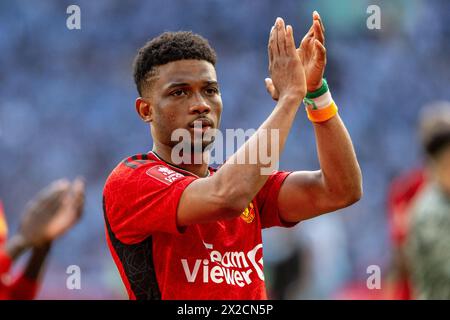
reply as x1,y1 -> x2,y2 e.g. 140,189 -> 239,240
152,143 -> 210,178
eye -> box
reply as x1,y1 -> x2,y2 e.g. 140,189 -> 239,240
205,87 -> 219,96
171,89 -> 188,97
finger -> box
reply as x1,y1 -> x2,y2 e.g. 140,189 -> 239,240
71,178 -> 85,218
296,47 -> 303,62
53,177 -> 84,214
313,19 -> 325,45
314,39 -> 327,65
24,180 -> 70,218
273,19 -> 280,56
43,180 -> 70,203
305,24 -> 314,39
268,25 -> 275,62
41,179 -> 71,202
275,17 -> 286,55
285,25 -> 296,56
299,24 -> 314,49
264,77 -> 273,94
71,177 -> 85,197
264,78 -> 279,101
39,180 -> 71,210
313,10 -> 325,32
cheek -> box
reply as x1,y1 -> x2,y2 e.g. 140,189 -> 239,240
211,98 -> 223,117
165,111 -> 177,123
157,101 -> 182,124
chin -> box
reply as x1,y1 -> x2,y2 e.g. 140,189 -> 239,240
190,139 -> 215,153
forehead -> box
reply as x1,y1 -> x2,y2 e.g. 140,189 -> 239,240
155,59 -> 217,87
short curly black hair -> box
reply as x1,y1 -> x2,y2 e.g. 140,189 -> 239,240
133,31 -> 217,96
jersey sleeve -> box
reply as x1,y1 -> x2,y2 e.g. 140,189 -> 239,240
0,248 -> 12,275
255,170 -> 298,229
7,273 -> 39,300
103,162 -> 197,244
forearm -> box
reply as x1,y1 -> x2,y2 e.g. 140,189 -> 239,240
313,114 -> 362,204
4,234 -> 29,261
7,244 -> 50,300
23,242 -> 51,281
214,95 -> 301,209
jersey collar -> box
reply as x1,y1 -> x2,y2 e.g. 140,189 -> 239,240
148,151 -> 213,178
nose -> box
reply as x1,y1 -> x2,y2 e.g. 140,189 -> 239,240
189,93 -> 211,114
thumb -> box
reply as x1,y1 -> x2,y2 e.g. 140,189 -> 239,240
264,78 -> 279,101
71,177 -> 85,219
314,39 -> 327,65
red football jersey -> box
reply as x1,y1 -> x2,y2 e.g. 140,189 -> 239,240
0,201 -> 38,300
103,151 -> 296,300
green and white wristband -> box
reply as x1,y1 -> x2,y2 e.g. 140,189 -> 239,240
303,78 -> 333,110
303,78 -> 339,123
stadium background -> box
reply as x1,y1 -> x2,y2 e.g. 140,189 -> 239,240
0,0 -> 449,299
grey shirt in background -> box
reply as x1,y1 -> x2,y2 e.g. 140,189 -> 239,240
406,183 -> 450,299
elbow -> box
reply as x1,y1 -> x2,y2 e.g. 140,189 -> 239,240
345,183 -> 363,206
341,167 -> 363,207
213,185 -> 252,219
329,176 -> 363,209
340,180 -> 363,208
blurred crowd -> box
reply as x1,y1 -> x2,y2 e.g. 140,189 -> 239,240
0,0 -> 449,299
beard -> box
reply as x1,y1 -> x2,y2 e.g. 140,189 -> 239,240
168,129 -> 216,165
185,132 -> 216,153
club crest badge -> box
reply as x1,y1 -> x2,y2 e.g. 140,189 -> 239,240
240,202 -> 255,223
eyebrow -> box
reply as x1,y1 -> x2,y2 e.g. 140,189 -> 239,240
164,81 -> 218,90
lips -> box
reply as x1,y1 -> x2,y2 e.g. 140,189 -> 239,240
189,117 -> 213,129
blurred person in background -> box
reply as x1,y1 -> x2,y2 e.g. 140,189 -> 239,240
385,167 -> 426,299
0,179 -> 84,299
406,101 -> 450,299
262,227 -> 308,299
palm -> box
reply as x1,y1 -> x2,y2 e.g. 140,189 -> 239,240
298,39 -> 324,91
19,179 -> 84,246
298,12 -> 326,92
45,181 -> 84,242
265,12 -> 327,100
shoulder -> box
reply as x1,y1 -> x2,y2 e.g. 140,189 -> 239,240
104,153 -> 194,195
104,153 -> 157,189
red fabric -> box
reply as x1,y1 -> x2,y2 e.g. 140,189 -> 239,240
386,167 -> 426,300
255,171 -> 297,229
0,202 -> 38,300
387,168 -> 426,247
0,201 -> 7,245
0,249 -> 12,275
334,282 -> 387,300
0,250 -> 38,300
390,278 -> 412,300
5,274 -> 38,300
103,152 -> 295,300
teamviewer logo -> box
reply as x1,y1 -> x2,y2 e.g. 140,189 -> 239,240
181,243 -> 264,287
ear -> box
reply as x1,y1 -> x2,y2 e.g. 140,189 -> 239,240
135,97 -> 153,123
